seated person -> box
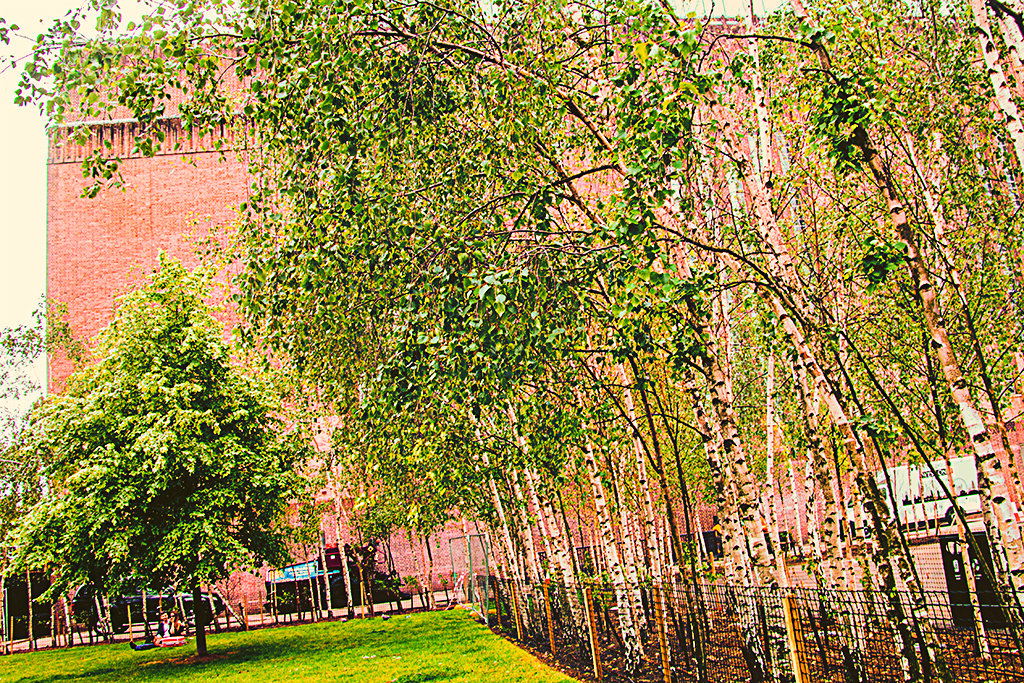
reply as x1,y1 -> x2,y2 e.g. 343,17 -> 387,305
170,611 -> 185,636
153,612 -> 187,647
155,612 -> 170,644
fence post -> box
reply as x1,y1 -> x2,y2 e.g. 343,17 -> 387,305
654,586 -> 671,683
782,593 -> 808,683
542,580 -> 556,656
511,581 -> 523,642
585,586 -> 603,683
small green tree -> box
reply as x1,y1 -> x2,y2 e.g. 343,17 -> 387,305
0,301 -> 83,568
11,255 -> 305,657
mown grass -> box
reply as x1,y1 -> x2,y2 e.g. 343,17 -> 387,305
0,610 -> 575,683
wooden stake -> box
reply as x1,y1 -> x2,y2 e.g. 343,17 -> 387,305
653,587 -> 671,683
585,586 -> 603,683
542,580 -> 556,656
26,571 -> 34,651
510,581 -> 523,642
782,594 -> 808,683
127,605 -> 133,644
1,577 -> 8,655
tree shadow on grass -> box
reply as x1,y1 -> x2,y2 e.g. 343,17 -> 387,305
391,668 -> 458,683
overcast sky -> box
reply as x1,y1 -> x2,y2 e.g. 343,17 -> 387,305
0,0 -> 150,403
0,0 -> 779,396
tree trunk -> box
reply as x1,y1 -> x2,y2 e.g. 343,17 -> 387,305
318,534 -> 332,616
63,591 -> 74,648
744,0 -> 771,183
25,571 -> 34,650
333,505 -> 354,619
616,364 -> 666,582
192,576 -> 207,657
509,469 -> 542,584
2,576 -> 8,654
582,433 -> 642,672
362,565 -> 374,618
527,463 -> 587,634
764,354 -> 790,589
607,447 -> 648,640
473,423 -> 526,589
681,368 -> 751,585
789,460 -> 803,558
804,456 -> 818,562
141,587 -> 151,640
792,354 -> 842,586
93,596 -> 111,643
418,536 -> 433,610
424,539 -> 434,612
972,0 -> 1024,170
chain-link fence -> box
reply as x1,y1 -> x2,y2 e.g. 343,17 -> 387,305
491,578 -> 1024,683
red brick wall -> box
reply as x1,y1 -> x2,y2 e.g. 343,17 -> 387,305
46,122 -> 249,390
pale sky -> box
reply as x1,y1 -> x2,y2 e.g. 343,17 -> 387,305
0,0 -> 83,401
0,0 -> 149,403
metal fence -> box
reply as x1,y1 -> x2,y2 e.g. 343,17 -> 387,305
490,578 -> 1024,683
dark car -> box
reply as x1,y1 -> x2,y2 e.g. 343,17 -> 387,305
73,585 -> 225,633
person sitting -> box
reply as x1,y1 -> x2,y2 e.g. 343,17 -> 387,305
153,612 -> 187,647
170,611 -> 185,637
155,612 -> 170,644
130,612 -> 169,651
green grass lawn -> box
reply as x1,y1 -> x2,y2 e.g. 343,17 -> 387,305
0,610 -> 575,683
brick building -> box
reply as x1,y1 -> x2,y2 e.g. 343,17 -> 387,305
46,117 -> 250,390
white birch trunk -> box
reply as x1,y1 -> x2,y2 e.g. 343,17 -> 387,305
973,0 -> 1024,171
583,434 -> 642,672
792,353 -> 842,587
909,129 -> 1024,577
26,572 -> 34,650
804,455 -> 821,563
509,469 -> 542,585
507,405 -> 586,632
612,464 -> 647,640
745,0 -> 771,183
681,369 -> 752,586
789,460 -> 803,557
998,12 -> 1024,74
764,355 -> 789,589
616,363 -> 667,582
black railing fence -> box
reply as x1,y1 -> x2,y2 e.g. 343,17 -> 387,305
490,578 -> 1024,683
